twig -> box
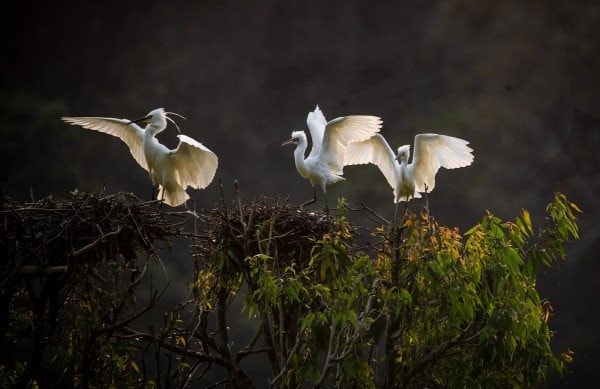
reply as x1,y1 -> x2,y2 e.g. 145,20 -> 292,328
347,202 -> 390,225
15,266 -> 68,276
120,326 -> 234,367
235,325 -> 264,363
269,324 -> 302,388
315,321 -> 338,388
71,226 -> 123,257
99,279 -> 168,335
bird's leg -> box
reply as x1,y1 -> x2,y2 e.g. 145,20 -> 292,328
423,185 -> 430,216
302,186 -> 317,207
183,197 -> 199,218
149,172 -> 158,205
158,186 -> 165,210
324,193 -> 329,216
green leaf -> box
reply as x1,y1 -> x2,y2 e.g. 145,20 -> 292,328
301,313 -> 315,333
505,248 -> 523,273
465,225 -> 478,236
521,209 -> 533,235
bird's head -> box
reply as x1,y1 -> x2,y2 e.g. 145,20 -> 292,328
396,145 -> 410,163
129,108 -> 164,127
281,131 -> 305,147
128,108 -> 186,135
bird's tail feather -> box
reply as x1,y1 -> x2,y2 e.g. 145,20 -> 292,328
158,185 -> 190,207
329,174 -> 346,184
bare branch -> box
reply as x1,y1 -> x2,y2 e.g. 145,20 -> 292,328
119,327 -> 234,368
406,322 -> 474,380
71,226 -> 123,257
315,321 -> 338,388
269,324 -> 302,388
15,265 -> 68,276
235,324 -> 264,363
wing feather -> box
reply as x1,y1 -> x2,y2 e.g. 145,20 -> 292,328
345,134 -> 397,189
170,135 -> 218,189
411,134 -> 474,193
319,115 -> 382,174
307,105 -> 327,157
62,116 -> 148,171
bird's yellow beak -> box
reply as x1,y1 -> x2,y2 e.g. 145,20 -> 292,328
128,115 -> 152,125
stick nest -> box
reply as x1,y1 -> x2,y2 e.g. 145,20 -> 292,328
1,191 -> 186,276
193,196 -> 352,269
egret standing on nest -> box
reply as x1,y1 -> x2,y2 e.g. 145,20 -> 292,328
345,133 -> 473,216
282,105 -> 382,213
62,108 -> 218,207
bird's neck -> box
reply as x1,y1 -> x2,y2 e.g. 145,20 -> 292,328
144,125 -> 164,138
293,139 -> 310,178
398,160 -> 412,191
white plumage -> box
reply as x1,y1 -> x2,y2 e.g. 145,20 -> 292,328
282,105 -> 382,210
62,108 -> 218,207
345,133 -> 473,203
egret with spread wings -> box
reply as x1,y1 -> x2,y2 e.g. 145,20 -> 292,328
345,133 -> 473,205
62,108 -> 218,207
282,105 -> 382,212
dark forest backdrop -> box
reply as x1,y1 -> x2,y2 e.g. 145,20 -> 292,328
2,1 -> 599,386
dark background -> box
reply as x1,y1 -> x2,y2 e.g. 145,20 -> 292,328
2,1 -> 599,386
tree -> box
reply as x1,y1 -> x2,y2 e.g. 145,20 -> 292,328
0,188 -> 579,387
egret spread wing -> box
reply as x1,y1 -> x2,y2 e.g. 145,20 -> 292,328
411,134 -> 474,193
169,135 -> 218,189
62,116 -> 148,171
345,134 -> 397,189
307,105 -> 327,157
319,115 -> 382,174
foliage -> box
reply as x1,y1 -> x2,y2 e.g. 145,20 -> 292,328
189,192 -> 579,387
0,190 -> 580,388
375,193 -> 579,387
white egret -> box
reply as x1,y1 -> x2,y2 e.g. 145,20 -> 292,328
62,108 -> 218,207
345,133 -> 473,206
281,105 -> 382,212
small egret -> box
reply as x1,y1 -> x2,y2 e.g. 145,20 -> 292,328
282,105 -> 382,212
345,133 -> 473,207
62,108 -> 218,207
